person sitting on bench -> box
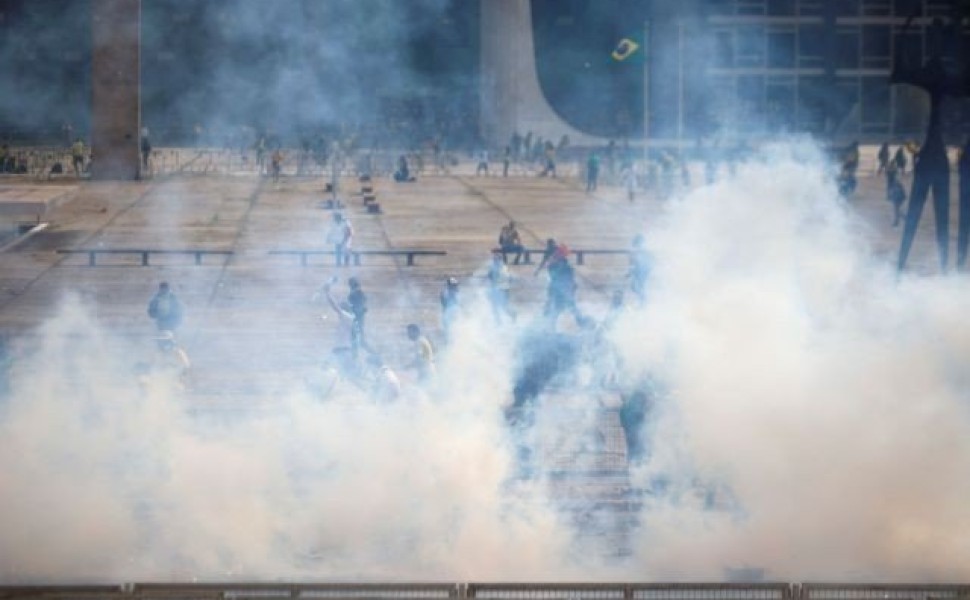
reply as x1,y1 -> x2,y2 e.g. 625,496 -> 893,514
394,155 -> 415,182
498,220 -> 525,265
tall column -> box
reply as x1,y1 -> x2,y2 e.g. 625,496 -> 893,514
479,0 -> 591,147
91,0 -> 140,180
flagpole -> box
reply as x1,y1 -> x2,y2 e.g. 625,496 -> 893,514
643,20 -> 650,161
677,20 -> 684,144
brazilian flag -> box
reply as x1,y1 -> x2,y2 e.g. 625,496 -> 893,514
611,37 -> 640,62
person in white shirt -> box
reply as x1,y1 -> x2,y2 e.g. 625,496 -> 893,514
325,212 -> 354,267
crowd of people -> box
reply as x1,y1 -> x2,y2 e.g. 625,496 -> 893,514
143,211 -> 653,407
24,134 -> 960,426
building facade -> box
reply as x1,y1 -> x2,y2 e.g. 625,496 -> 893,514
650,0 -> 970,142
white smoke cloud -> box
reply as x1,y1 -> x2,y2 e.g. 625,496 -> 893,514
3,142 -> 970,583
614,142 -> 970,581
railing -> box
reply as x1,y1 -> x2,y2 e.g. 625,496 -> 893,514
269,249 -> 447,267
0,584 -> 966,600
800,584 -> 970,600
56,248 -> 234,266
467,583 -> 793,600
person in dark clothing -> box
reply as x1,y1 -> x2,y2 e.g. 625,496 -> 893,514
887,163 -> 907,227
543,255 -> 585,329
893,146 -> 908,175
877,142 -> 890,175
586,152 -> 600,192
394,155 -> 413,182
439,276 -> 460,344
498,221 -> 525,265
838,141 -> 860,197
346,277 -> 370,359
534,238 -> 562,275
538,142 -> 557,178
141,129 -> 152,172
147,282 -> 183,332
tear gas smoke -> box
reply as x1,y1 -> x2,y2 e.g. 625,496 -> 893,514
2,142 -> 970,582
614,141 -> 970,581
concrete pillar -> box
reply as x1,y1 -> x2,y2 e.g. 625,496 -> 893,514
479,0 -> 592,147
90,0 -> 140,180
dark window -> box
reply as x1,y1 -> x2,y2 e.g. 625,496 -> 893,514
837,79 -> 860,112
836,27 -> 859,70
766,78 -> 796,130
737,0 -> 767,16
738,74 -> 766,126
861,0 -> 891,16
799,0 -> 823,17
714,30 -> 734,68
893,0 -> 920,16
707,0 -> 734,16
861,76 -> 890,133
836,0 -> 860,17
862,25 -> 890,57
767,0 -> 796,16
768,30 -> 796,68
797,76 -> 826,133
895,29 -> 923,69
925,0 -> 953,17
736,25 -> 765,67
799,24 -> 825,68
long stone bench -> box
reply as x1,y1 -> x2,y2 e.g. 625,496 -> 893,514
269,248 -> 446,267
56,248 -> 234,266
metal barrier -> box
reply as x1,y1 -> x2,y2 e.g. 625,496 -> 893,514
466,584 -> 793,600
799,584 -> 970,600
56,249 -> 234,267
0,585 -> 125,600
629,584 -> 793,600
1,585 -> 968,600
130,583 -> 460,600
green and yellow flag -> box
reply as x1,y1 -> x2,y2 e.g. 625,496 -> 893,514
611,37 -> 640,62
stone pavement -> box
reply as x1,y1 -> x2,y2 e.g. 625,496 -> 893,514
0,160 -> 957,551
0,162 -> 954,388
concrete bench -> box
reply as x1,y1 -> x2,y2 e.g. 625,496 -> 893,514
493,247 -> 630,265
269,248 -> 446,267
56,248 -> 234,266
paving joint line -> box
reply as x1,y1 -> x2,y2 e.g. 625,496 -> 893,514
0,181 -> 158,313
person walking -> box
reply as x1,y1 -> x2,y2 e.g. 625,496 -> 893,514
487,251 -> 516,324
326,212 -> 354,267
439,276 -> 461,344
71,138 -> 86,177
140,128 -> 152,173
628,234 -> 651,305
877,142 -> 890,175
405,324 -> 435,383
147,282 -> 184,333
586,151 -> 600,192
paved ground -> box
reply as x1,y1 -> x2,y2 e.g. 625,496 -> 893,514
0,157 -> 955,404
0,157 -> 957,539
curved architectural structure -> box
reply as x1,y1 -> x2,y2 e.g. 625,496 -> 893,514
479,0 -> 602,147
